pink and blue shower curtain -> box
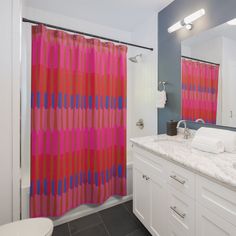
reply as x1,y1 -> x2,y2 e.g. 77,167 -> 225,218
30,25 -> 127,217
182,58 -> 219,124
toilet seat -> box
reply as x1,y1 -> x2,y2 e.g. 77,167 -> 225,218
0,218 -> 53,236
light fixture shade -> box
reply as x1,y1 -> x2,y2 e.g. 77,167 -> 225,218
168,21 -> 183,33
184,9 -> 205,25
167,8 -> 205,33
227,18 -> 236,25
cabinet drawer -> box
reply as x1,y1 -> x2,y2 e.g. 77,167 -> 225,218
196,175 -> 236,227
196,203 -> 236,236
167,186 -> 195,236
167,221 -> 190,236
167,161 -> 195,199
133,151 -> 165,181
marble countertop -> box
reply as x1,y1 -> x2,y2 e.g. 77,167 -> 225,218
130,134 -> 236,190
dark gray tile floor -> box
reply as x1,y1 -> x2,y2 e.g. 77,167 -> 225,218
53,201 -> 151,236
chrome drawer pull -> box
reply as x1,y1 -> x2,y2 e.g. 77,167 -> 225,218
170,206 -> 186,219
170,175 -> 186,185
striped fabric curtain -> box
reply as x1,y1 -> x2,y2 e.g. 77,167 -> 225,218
181,58 -> 219,124
30,25 -> 127,217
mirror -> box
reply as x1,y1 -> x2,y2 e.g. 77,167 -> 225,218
181,19 -> 236,128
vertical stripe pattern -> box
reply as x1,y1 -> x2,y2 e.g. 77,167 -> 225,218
30,25 -> 127,217
181,58 -> 219,124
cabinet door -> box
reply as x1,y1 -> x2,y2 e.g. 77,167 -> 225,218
196,204 -> 236,236
133,167 -> 150,225
150,177 -> 167,236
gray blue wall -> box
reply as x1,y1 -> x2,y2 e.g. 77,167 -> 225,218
158,0 -> 236,133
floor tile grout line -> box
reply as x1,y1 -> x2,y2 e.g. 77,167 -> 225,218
102,222 -> 111,236
70,223 -> 108,236
125,228 -> 139,236
122,201 -> 131,213
97,212 -> 111,236
72,222 -> 102,234
126,228 -> 151,236
62,202 -> 136,236
68,213 -> 103,235
122,201 -> 149,234
67,223 -> 72,236
98,202 -> 142,236
122,202 -> 136,219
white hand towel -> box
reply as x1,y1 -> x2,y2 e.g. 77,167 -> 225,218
157,90 -> 167,108
191,135 -> 224,154
195,127 -> 236,153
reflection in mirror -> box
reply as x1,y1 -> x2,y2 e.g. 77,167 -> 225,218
181,19 -> 236,128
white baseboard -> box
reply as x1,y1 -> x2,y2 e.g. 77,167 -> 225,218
53,194 -> 133,226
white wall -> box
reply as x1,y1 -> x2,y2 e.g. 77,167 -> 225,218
130,13 -> 158,141
23,7 -> 132,43
12,0 -> 22,222
0,0 -> 21,225
188,37 -> 222,64
0,0 -> 13,225
181,45 -> 191,57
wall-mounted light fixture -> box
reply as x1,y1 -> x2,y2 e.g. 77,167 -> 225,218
227,18 -> 236,25
168,9 -> 205,33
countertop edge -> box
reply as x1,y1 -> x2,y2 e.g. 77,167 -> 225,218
130,140 -> 236,192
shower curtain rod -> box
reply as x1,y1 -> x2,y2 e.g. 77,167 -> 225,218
22,18 -> 154,51
181,56 -> 220,66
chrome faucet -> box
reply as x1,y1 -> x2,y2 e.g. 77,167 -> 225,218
176,120 -> 191,139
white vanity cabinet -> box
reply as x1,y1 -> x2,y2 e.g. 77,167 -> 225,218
133,147 -> 167,236
196,176 -> 236,236
196,204 -> 236,236
132,145 -> 236,236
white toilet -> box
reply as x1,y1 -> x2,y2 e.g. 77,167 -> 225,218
0,218 -> 53,236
